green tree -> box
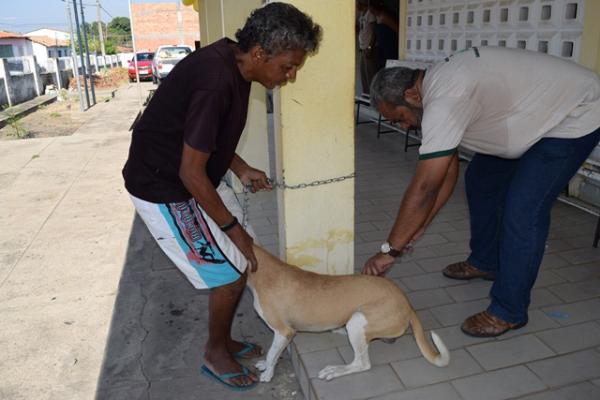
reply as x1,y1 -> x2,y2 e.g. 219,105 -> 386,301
107,17 -> 131,47
72,17 -> 130,56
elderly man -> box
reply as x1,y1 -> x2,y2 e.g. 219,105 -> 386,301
362,47 -> 600,338
122,3 -> 321,391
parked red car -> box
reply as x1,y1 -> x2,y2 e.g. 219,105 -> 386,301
128,52 -> 154,82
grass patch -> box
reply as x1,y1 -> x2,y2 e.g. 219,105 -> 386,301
2,105 -> 29,139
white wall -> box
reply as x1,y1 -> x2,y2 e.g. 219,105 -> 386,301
405,0 -> 585,63
31,42 -> 48,68
0,52 -> 125,108
118,52 -> 135,66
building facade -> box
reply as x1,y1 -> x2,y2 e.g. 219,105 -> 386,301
0,32 -> 33,58
29,36 -> 71,61
403,0 -> 586,63
131,3 -> 200,53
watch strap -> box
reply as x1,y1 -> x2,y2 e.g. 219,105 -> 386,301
386,247 -> 402,257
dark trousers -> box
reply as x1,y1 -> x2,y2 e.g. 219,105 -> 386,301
359,49 -> 379,95
465,127 -> 600,323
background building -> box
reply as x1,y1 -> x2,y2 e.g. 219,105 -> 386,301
0,31 -> 71,71
28,36 -> 71,67
0,31 -> 32,58
24,28 -> 70,42
130,2 -> 200,52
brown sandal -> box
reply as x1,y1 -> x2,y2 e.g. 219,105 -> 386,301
442,261 -> 495,281
461,311 -> 527,338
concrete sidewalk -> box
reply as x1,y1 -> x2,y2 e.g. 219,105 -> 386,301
0,83 -> 149,399
0,82 -> 300,400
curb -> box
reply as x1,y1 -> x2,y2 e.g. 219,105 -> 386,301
0,95 -> 58,129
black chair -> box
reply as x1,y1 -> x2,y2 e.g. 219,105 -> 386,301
355,94 -> 421,152
355,94 -> 373,125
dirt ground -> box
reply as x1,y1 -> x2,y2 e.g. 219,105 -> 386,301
0,68 -> 131,141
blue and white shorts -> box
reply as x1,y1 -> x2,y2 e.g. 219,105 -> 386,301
130,181 -> 256,289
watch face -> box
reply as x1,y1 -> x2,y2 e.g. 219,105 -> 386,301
380,242 -> 391,253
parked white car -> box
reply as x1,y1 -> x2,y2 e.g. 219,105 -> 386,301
152,45 -> 193,83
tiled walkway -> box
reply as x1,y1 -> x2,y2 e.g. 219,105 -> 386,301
246,113 -> 600,400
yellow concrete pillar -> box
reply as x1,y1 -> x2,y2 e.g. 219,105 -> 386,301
273,0 -> 355,275
582,0 -> 600,74
196,0 -> 269,189
398,0 -> 408,60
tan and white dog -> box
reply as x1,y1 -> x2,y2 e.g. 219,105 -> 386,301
248,245 -> 450,382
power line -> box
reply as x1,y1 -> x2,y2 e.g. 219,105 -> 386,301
59,0 -> 95,6
60,0 -> 120,20
100,5 -> 115,19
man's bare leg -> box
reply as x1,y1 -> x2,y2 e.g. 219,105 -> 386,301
204,273 -> 258,387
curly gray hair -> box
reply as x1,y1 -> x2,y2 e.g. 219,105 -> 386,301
235,2 -> 322,56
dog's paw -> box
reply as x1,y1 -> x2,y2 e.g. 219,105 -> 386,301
259,369 -> 274,382
331,328 -> 347,336
318,363 -> 370,380
255,360 -> 267,371
318,365 -> 347,381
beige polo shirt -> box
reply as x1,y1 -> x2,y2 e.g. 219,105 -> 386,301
419,46 -> 600,160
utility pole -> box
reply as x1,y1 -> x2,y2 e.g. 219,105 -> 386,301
176,0 -> 184,45
96,0 -> 106,59
79,0 -> 96,105
65,0 -> 84,111
72,0 -> 90,109
128,0 -> 143,106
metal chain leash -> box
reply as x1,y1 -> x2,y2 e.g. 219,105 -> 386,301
240,172 -> 356,228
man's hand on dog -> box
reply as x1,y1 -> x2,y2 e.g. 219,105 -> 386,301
362,253 -> 395,276
362,241 -> 417,276
226,224 -> 258,272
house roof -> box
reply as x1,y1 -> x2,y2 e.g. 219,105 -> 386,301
28,36 -> 69,48
0,31 -> 25,39
25,28 -> 69,34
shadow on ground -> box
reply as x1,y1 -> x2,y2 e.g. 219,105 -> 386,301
95,215 -> 302,400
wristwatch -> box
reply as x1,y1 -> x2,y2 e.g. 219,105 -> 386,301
380,241 -> 401,257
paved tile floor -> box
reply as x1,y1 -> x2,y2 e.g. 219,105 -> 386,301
246,113 -> 600,400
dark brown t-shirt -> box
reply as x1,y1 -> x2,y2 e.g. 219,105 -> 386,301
122,38 -> 251,203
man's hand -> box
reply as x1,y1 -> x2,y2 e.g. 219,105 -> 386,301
401,227 -> 425,255
362,253 -> 395,276
225,223 -> 258,272
237,166 -> 273,193
230,153 -> 272,192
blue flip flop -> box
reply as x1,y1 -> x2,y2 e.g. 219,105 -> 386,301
232,341 -> 262,359
200,364 -> 258,392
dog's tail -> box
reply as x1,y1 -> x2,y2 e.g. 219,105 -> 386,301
410,313 -> 450,367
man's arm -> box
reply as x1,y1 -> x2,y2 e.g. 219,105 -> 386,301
179,143 -> 258,271
362,152 -> 457,275
230,153 -> 249,177
414,152 -> 459,237
230,153 -> 272,192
